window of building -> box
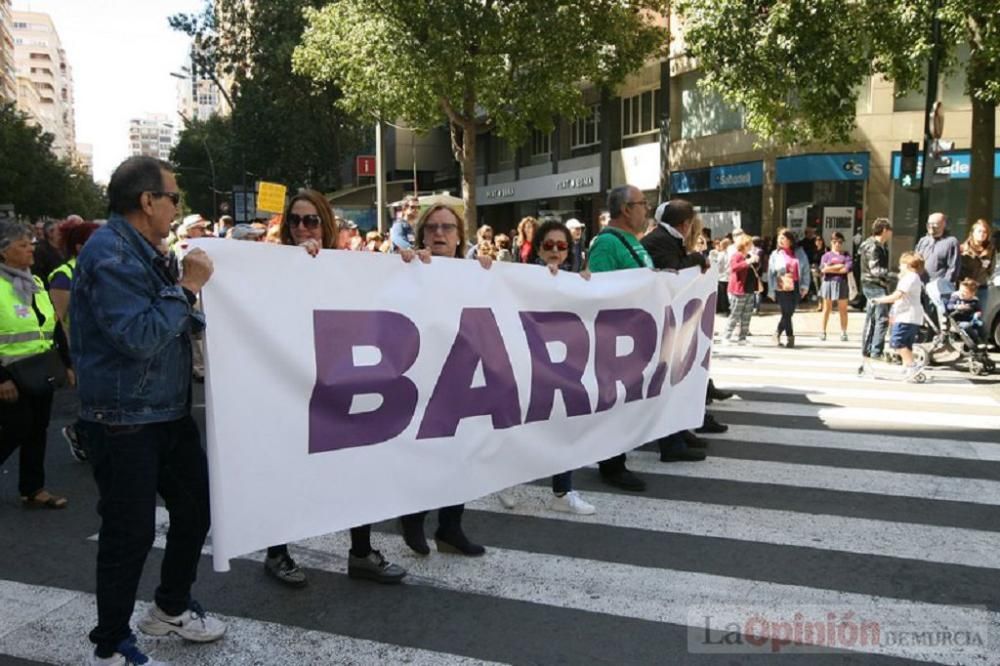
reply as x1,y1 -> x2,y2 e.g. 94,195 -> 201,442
680,72 -> 743,139
622,89 -> 659,138
894,44 -> 971,111
13,21 -> 27,29
494,136 -> 513,165
571,104 -> 600,148
530,128 -> 551,157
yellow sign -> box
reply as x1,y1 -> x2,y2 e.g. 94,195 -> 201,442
256,181 -> 287,214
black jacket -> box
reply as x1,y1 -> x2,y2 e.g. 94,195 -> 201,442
640,224 -> 706,271
858,236 -> 890,289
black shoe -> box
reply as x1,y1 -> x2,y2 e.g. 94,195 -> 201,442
599,468 -> 647,492
680,430 -> 708,448
695,413 -> 728,434
348,549 -> 407,584
434,528 -> 486,557
787,335 -> 795,348
400,519 -> 430,556
660,449 -> 708,462
264,553 -> 308,588
707,384 -> 734,401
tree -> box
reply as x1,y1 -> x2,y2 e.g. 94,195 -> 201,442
676,0 -> 1000,224
0,103 -> 106,220
292,0 -> 668,231
169,0 -> 367,210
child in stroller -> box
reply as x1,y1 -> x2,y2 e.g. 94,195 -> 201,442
944,278 -> 995,375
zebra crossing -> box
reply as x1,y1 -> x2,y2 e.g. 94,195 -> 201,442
1,338 -> 999,664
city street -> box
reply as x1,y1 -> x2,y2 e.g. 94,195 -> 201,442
1,313 -> 998,665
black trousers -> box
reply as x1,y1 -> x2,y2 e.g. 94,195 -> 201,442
0,388 -> 53,497
775,289 -> 798,337
401,504 -> 465,534
267,524 -> 373,559
77,415 -> 210,658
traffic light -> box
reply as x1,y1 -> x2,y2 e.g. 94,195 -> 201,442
900,141 -> 919,189
927,139 -> 953,186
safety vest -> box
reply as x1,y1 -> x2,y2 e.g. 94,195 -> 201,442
48,257 -> 75,288
0,274 -> 55,366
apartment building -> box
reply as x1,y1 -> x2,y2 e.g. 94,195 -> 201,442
11,10 -> 76,160
128,114 -> 177,162
0,0 -> 16,103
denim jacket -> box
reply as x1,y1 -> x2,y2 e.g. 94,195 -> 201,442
767,246 -> 811,295
70,214 -> 205,425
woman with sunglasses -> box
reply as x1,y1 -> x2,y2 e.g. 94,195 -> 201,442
263,189 -> 406,587
497,220 -> 596,515
397,203 -> 492,557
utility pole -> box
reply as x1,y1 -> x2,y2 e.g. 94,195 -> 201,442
917,0 -> 943,229
375,120 -> 387,234
658,6 -> 672,203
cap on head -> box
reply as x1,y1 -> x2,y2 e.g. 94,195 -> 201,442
565,218 -> 585,230
230,223 -> 265,241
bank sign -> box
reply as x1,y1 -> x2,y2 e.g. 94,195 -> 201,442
671,161 -> 763,194
890,149 -> 1000,182
477,166 -> 601,205
775,152 -> 870,183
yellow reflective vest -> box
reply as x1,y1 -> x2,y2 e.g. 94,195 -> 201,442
0,274 -> 56,366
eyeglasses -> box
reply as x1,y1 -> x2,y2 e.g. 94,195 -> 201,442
541,240 -> 569,252
626,200 -> 648,209
151,191 -> 180,206
424,222 -> 458,234
287,213 -> 322,229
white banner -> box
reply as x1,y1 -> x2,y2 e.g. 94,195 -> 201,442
196,240 -> 716,571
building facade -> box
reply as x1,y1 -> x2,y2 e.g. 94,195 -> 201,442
0,0 -> 16,103
11,10 -> 76,160
128,114 -> 177,161
75,141 -> 93,175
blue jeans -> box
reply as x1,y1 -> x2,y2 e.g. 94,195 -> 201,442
862,285 -> 890,356
78,415 -> 210,658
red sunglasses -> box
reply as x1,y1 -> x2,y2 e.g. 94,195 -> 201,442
541,240 -> 569,252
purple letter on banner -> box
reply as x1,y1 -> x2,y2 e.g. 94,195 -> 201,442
308,311 -> 419,454
671,298 -> 704,386
519,311 -> 592,423
417,308 -> 521,439
700,292 -> 716,370
593,309 -> 656,412
646,305 -> 677,399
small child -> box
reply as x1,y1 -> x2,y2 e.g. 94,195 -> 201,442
875,252 -> 926,380
946,278 -> 985,345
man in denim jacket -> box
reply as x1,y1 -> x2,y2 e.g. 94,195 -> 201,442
71,156 -> 226,666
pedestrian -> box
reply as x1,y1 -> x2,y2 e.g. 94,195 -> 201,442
947,278 -> 986,345
819,232 -> 853,342
565,218 -> 587,271
915,212 -> 959,322
31,218 -> 65,288
858,218 -> 893,359
47,217 -> 99,462
498,220 -> 596,515
364,230 -> 383,252
811,235 -> 827,311
390,195 -> 420,252
958,219 -> 996,306
751,236 -> 766,314
873,252 -> 926,380
229,223 -> 266,242
723,234 -> 759,344
70,156 -> 226,665
494,233 -> 514,262
466,224 -> 494,259
398,202 -> 492,557
0,219 -> 69,509
710,238 -> 731,314
269,189 -> 407,586
216,214 -> 235,238
767,228 -> 810,348
516,216 -> 538,263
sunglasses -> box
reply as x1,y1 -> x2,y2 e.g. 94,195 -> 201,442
424,222 -> 458,234
541,240 -> 569,252
151,191 -> 180,206
287,213 -> 322,229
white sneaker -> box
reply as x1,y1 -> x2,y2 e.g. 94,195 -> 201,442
137,601 -> 226,643
549,491 -> 595,515
90,634 -> 168,665
497,487 -> 519,510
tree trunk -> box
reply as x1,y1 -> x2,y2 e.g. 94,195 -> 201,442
966,94 -> 996,225
450,119 -> 478,237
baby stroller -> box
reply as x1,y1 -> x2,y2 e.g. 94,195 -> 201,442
910,292 -> 995,376
942,311 -> 996,376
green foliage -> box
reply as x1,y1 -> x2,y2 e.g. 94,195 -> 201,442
675,0 -> 1000,145
169,0 -> 366,209
0,103 -> 106,220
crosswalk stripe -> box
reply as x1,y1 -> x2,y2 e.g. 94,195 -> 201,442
0,580 -> 503,666
676,423 -> 1000,462
621,451 -> 1000,506
265,531 -> 997,665
711,366 -> 982,386
711,399 -> 1000,431
713,382 -> 1000,407
717,393 -> 999,417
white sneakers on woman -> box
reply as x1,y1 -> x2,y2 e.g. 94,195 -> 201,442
497,487 -> 596,515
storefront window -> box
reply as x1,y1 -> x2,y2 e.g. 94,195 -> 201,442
571,105 -> 600,148
680,71 -> 743,140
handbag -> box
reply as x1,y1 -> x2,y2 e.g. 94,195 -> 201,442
6,349 -> 65,396
778,273 -> 795,292
749,264 -> 765,294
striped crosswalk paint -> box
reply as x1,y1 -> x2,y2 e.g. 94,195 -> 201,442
7,341 -> 999,665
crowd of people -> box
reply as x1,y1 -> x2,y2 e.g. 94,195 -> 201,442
0,153 -> 997,664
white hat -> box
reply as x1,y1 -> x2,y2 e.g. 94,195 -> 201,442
179,214 -> 209,234
565,218 -> 585,229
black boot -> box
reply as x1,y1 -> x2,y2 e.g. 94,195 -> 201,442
787,335 -> 795,348
435,505 -> 485,556
400,513 -> 430,555
695,413 -> 729,434
707,379 -> 734,402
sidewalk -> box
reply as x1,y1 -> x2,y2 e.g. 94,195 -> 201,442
715,304 -> 868,338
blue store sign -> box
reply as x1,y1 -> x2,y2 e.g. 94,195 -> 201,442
890,149 -> 1000,181
775,152 -> 870,183
671,161 -> 763,194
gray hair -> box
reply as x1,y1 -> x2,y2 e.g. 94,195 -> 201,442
0,220 -> 33,253
607,185 -> 633,219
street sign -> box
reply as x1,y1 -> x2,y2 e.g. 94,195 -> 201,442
257,181 -> 287,214
356,155 -> 376,178
232,186 -> 257,223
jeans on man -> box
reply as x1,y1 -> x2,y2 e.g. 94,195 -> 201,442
78,415 -> 210,658
862,285 -> 890,357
